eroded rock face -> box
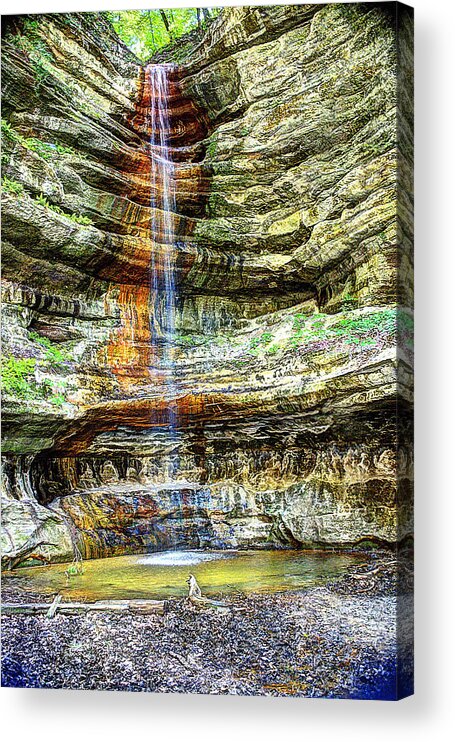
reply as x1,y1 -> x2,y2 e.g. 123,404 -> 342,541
1,6 -> 413,565
177,3 -> 412,320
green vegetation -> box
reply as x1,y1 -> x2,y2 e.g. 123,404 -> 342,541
1,177 -> 24,196
340,293 -> 359,309
175,333 -> 200,347
176,332 -> 220,348
4,17 -> 54,86
50,393 -> 66,408
1,357 -> 38,398
28,331 -> 70,367
1,118 -> 17,141
1,175 -> 92,224
290,309 -> 396,349
106,8 -> 221,61
248,331 -> 274,353
22,138 -> 76,160
1,331 -> 74,404
397,310 -> 414,351
0,355 -> 62,403
2,118 -> 77,166
1,118 -> 20,168
35,193 -> 93,225
238,308 -> 404,365
222,308 -> 411,373
206,138 -> 218,160
65,562 -> 84,577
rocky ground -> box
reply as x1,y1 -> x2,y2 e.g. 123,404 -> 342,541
1,558 -> 413,699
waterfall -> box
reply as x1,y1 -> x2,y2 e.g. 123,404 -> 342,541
149,64 -> 177,350
148,64 -> 179,460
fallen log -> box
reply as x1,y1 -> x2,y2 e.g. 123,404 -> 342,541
351,559 -> 413,580
1,598 -> 165,617
188,595 -> 231,614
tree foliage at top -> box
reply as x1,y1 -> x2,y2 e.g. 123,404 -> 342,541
106,8 -> 221,61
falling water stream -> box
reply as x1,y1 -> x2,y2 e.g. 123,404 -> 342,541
149,65 -> 177,353
149,64 -> 179,457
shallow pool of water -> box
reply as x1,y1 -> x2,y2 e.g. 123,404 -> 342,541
4,549 -> 368,602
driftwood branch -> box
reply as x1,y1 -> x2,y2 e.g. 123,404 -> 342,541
2,598 -> 165,617
187,574 -> 230,613
351,559 -> 413,580
46,593 -> 62,618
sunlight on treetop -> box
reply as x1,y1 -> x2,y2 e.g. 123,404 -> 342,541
107,7 -> 222,60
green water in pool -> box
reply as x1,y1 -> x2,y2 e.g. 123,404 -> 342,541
4,549 -> 369,602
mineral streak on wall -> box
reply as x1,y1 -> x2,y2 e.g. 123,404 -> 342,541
105,62 -> 209,390
1,5 -> 413,566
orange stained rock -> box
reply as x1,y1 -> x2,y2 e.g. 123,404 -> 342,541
105,283 -> 154,388
52,394 -> 207,455
101,65 -> 210,398
130,67 -> 208,146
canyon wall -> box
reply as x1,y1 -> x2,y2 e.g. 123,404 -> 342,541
1,5 -> 413,566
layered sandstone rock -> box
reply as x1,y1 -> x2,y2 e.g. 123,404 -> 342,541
1,5 -> 413,566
